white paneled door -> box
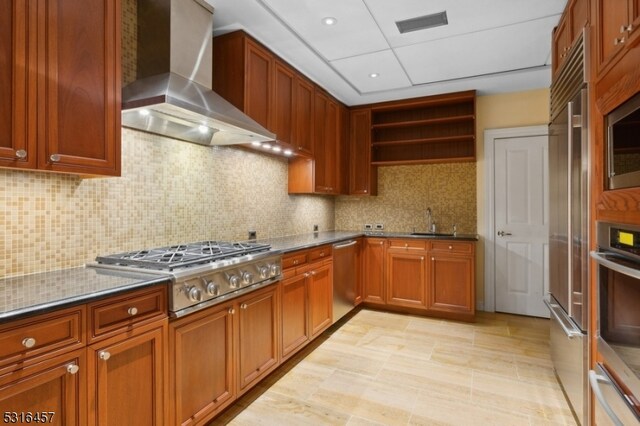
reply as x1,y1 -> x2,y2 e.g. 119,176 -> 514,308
494,135 -> 549,318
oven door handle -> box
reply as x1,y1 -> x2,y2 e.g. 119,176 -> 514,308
543,297 -> 583,338
589,370 -> 624,426
591,251 -> 640,280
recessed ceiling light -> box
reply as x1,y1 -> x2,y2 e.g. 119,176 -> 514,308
369,73 -> 379,78
198,125 -> 208,134
322,17 -> 337,26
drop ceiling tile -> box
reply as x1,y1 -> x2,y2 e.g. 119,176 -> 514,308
363,0 -> 566,48
331,50 -> 412,93
259,0 -> 389,61
395,16 -> 556,85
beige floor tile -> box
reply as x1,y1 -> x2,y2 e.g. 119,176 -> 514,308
267,361 -> 336,400
430,342 -> 520,379
346,416 -> 391,426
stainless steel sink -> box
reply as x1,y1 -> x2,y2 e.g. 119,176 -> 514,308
410,232 -> 455,237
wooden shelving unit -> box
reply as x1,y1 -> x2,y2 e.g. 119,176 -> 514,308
368,91 -> 476,165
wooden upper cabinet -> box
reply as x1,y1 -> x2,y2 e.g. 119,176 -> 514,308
313,90 -> 339,194
244,40 -> 272,129
595,0 -> 640,75
273,60 -> 295,146
293,76 -> 314,156
349,108 -> 377,195
0,0 -> 35,169
552,13 -> 571,76
0,0 -> 120,176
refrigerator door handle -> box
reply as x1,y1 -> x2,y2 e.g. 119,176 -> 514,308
589,370 -> 624,426
544,297 -> 583,338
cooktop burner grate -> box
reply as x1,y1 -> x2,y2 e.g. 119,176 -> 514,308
95,241 -> 271,270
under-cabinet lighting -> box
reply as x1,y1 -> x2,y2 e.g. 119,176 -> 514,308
262,143 -> 272,149
284,149 -> 293,156
251,141 -> 262,147
272,146 -> 282,153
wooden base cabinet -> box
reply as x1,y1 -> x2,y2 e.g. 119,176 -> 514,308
169,305 -> 234,426
363,238 -> 386,305
386,251 -> 427,309
308,262 -> 333,338
88,321 -> 167,426
0,349 -> 86,426
427,242 -> 475,320
236,285 -> 279,395
281,273 -> 310,360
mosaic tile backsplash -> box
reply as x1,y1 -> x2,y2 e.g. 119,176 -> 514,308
335,163 -> 477,234
0,129 -> 335,278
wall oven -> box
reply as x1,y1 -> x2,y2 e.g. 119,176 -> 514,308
607,91 -> 640,190
591,221 -> 640,424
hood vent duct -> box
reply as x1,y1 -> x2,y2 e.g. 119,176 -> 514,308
121,0 -> 276,146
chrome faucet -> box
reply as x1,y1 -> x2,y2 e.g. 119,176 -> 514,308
426,208 -> 436,233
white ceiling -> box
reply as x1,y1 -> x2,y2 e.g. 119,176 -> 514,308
208,0 -> 567,106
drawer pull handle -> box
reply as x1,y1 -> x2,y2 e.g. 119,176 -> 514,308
320,252 -> 325,257
449,246 -> 453,250
127,307 -> 138,316
240,303 -> 248,310
99,351 -> 111,361
614,37 -> 625,45
293,259 -> 299,265
15,149 -> 27,159
22,337 -> 36,348
67,364 -> 80,375
228,308 -> 235,315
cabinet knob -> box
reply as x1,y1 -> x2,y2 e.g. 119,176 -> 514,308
304,273 -> 310,278
449,245 -> 453,250
22,337 -> 36,348
310,270 -> 316,276
240,303 -> 248,310
379,241 -> 383,245
421,256 -> 425,261
49,154 -> 61,162
621,24 -> 633,33
364,190 -> 368,193
404,243 -> 408,248
99,351 -> 111,361
614,37 -> 626,46
67,364 -> 80,375
15,149 -> 27,159
127,307 -> 138,316
432,257 -> 435,261
293,259 -> 299,265
228,308 -> 235,315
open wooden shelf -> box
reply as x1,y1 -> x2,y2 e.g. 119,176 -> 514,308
368,90 -> 476,165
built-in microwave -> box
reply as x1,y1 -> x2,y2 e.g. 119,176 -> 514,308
607,91 -> 640,190
591,222 -> 640,424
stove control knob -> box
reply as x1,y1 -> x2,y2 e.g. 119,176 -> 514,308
270,264 -> 281,277
187,286 -> 203,302
242,272 -> 254,285
229,275 -> 240,288
259,266 -> 269,279
204,280 -> 220,296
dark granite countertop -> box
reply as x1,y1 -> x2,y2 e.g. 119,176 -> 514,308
0,267 -> 170,322
0,230 -> 477,322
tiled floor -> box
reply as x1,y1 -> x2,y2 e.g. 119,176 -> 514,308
215,309 -> 577,425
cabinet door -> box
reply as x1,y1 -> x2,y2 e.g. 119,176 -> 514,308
88,322 -> 166,426
386,251 -> 427,309
170,305 -> 234,426
354,239 -> 363,306
272,60 -> 294,145
324,98 -> 339,194
349,109 -> 376,195
0,349 -> 85,426
313,91 -> 328,191
281,273 -> 309,360
363,238 -> 386,304
293,76 -> 314,156
244,39 -> 271,129
552,14 -> 570,76
428,254 -> 474,315
39,0 -> 120,175
0,0 -> 36,168
596,0 -> 629,72
237,285 -> 279,394
308,263 -> 333,338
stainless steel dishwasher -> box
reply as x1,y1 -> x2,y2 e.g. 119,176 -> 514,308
332,240 -> 358,323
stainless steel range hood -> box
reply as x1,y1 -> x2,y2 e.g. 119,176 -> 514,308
121,0 -> 275,146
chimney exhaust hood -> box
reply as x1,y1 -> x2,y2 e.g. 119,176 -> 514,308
121,0 -> 276,146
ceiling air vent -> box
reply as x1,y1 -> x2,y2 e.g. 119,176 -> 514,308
396,11 -> 448,34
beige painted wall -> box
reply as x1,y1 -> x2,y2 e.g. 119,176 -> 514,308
475,88 -> 550,307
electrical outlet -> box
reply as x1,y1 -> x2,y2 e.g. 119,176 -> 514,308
364,224 -> 373,231
313,224 -> 319,232
375,223 -> 384,230
248,230 -> 257,240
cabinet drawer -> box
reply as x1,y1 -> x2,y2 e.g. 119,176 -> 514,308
388,239 -> 426,250
309,246 -> 332,261
0,306 -> 85,369
431,241 -> 474,254
88,287 -> 167,342
282,252 -> 308,270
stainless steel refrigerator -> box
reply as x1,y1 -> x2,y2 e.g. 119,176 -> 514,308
546,30 -> 589,425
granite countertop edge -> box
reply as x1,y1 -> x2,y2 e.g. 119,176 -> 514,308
0,230 -> 478,322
